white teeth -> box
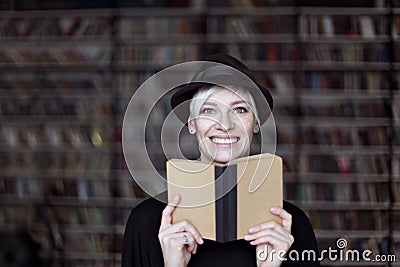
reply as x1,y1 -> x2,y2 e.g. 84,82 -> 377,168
211,137 -> 238,144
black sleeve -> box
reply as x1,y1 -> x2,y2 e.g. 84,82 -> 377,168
121,198 -> 165,267
284,201 -> 321,267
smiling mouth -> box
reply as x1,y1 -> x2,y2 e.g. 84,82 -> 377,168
210,137 -> 239,144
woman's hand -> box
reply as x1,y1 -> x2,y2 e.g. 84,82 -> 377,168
158,195 -> 204,267
244,207 -> 294,267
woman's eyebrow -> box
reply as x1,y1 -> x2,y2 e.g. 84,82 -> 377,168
202,101 -> 217,106
231,100 -> 247,106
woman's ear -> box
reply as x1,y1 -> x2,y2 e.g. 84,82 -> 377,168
188,117 -> 196,134
253,121 -> 260,134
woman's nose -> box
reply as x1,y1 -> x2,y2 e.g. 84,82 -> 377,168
214,111 -> 234,131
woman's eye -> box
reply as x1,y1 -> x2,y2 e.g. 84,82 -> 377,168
202,108 -> 215,114
233,107 -> 248,114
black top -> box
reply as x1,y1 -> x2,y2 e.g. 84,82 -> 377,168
122,193 -> 320,267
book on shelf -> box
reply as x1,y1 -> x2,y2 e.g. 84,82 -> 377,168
321,15 -> 334,37
270,72 -> 294,94
167,153 -> 282,242
265,43 -> 279,62
309,15 -> 319,36
227,17 -> 251,37
15,18 -> 36,37
359,16 -> 376,38
59,17 -> 81,36
90,179 -> 111,198
73,18 -> 93,36
0,19 -> 14,37
86,18 -> 112,36
393,15 -> 400,39
393,99 -> 400,121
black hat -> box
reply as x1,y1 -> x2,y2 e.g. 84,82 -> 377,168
170,53 -> 273,124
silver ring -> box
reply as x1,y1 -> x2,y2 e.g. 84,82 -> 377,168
183,234 -> 189,245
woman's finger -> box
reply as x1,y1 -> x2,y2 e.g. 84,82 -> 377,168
244,227 -> 291,242
161,232 -> 198,254
249,220 -> 291,238
160,219 -> 203,244
269,207 -> 292,231
250,233 -> 294,248
182,233 -> 198,254
159,195 -> 180,232
248,208 -> 292,234
248,220 -> 281,234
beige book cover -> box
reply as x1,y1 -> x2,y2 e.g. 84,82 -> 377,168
167,153 -> 282,242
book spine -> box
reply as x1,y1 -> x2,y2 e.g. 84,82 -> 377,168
214,165 -> 237,242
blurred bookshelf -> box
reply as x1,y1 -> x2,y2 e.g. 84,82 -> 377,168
0,0 -> 399,266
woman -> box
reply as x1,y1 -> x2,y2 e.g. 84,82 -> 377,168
122,54 -> 320,267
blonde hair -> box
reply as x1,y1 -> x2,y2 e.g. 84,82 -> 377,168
189,85 -> 260,124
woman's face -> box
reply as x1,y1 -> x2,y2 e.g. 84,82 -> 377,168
188,88 -> 259,164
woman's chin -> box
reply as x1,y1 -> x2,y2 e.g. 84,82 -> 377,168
212,152 -> 236,164
200,146 -> 249,164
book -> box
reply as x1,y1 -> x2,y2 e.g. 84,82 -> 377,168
167,153 -> 282,242
321,15 -> 334,37
359,16 -> 376,39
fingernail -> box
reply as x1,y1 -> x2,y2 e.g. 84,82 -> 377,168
250,241 -> 255,245
244,235 -> 251,240
199,238 -> 204,244
248,227 -> 255,233
270,207 -> 278,212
